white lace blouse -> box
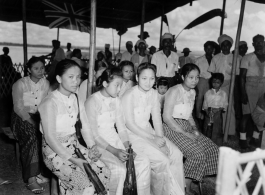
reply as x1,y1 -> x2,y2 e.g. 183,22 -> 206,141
12,76 -> 49,121
38,90 -> 95,160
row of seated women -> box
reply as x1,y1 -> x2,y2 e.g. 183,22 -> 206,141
11,57 -> 219,195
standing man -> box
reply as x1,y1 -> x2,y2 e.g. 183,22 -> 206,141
131,40 -> 150,72
121,41 -> 135,61
208,34 -> 241,136
104,44 -> 112,63
65,42 -> 72,59
179,48 -> 194,68
151,33 -> 179,87
195,41 -> 214,127
234,41 -> 248,133
240,34 -> 265,149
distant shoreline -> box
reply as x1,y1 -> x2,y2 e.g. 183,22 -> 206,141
0,42 -> 123,51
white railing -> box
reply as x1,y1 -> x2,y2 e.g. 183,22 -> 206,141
216,147 -> 265,195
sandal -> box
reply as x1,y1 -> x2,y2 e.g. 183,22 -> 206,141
26,180 -> 44,194
36,174 -> 49,184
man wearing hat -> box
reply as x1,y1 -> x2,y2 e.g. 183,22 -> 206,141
179,48 -> 194,68
121,41 -> 136,62
208,34 -> 241,136
151,33 -> 180,87
104,44 -> 112,63
131,40 -> 150,71
240,34 -> 265,149
137,31 -> 150,40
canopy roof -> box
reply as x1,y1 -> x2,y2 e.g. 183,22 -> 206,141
0,0 -> 195,31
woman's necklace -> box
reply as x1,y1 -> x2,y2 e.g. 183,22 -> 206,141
99,92 -> 115,118
58,91 -> 74,116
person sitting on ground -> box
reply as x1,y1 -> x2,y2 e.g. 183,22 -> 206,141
71,48 -> 88,69
11,56 -> 50,194
131,40 -> 150,72
179,48 -> 194,68
65,42 -> 72,59
118,60 -> 135,98
203,73 -> 228,146
121,41 -> 136,62
163,63 -> 219,195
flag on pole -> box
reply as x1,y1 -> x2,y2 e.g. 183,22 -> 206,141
42,0 -> 90,33
162,15 -> 169,26
184,9 -> 223,30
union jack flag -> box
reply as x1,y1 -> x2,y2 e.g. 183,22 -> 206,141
42,0 -> 90,33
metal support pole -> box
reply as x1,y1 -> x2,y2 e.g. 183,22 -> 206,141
224,0 -> 246,142
118,35 -> 121,53
220,0 -> 227,36
87,0 -> 96,97
140,0 -> 145,39
159,6 -> 164,49
57,28 -> 60,40
22,0 -> 28,76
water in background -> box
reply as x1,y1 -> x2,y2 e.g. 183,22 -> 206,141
3,45 -> 204,64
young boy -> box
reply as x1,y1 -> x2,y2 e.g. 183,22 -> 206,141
203,73 -> 228,146
157,77 -> 169,111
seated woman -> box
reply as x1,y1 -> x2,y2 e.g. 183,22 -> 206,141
85,67 -> 151,195
163,63 -> 219,195
11,56 -> 49,194
118,60 -> 135,98
39,59 -> 110,195
121,63 -> 185,195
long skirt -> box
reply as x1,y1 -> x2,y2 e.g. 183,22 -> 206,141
11,111 -> 41,182
42,134 -> 110,195
164,119 -> 219,182
127,131 -> 185,195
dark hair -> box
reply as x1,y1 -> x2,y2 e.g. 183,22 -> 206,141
72,48 -> 81,57
204,41 -> 214,48
180,63 -> 200,78
119,60 -> 134,71
27,56 -> 45,70
94,60 -> 107,71
49,59 -> 81,86
96,67 -> 123,88
136,62 -> 157,77
210,73 -> 224,83
253,34 -> 265,42
157,77 -> 169,88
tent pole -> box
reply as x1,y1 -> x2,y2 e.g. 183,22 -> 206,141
118,35 -> 121,53
159,6 -> 164,49
87,0 -> 97,97
220,0 -> 226,36
57,28 -> 59,40
22,0 -> 28,76
224,0 -> 246,142
140,0 -> 145,39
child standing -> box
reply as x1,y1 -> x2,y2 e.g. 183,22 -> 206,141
118,60 -> 135,98
157,77 -> 169,111
203,73 -> 228,146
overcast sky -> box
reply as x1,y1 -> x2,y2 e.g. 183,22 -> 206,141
0,0 -> 264,53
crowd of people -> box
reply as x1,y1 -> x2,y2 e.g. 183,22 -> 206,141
1,31 -> 265,195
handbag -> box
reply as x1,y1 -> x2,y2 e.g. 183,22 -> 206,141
74,93 -> 87,147
123,145 -> 138,195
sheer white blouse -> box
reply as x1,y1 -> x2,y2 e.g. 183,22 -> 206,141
12,76 -> 49,121
38,90 -> 95,161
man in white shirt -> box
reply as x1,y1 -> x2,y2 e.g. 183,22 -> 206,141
53,41 -> 65,62
151,33 -> 179,87
179,48 -> 194,68
121,41 -> 135,62
71,49 -> 88,69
